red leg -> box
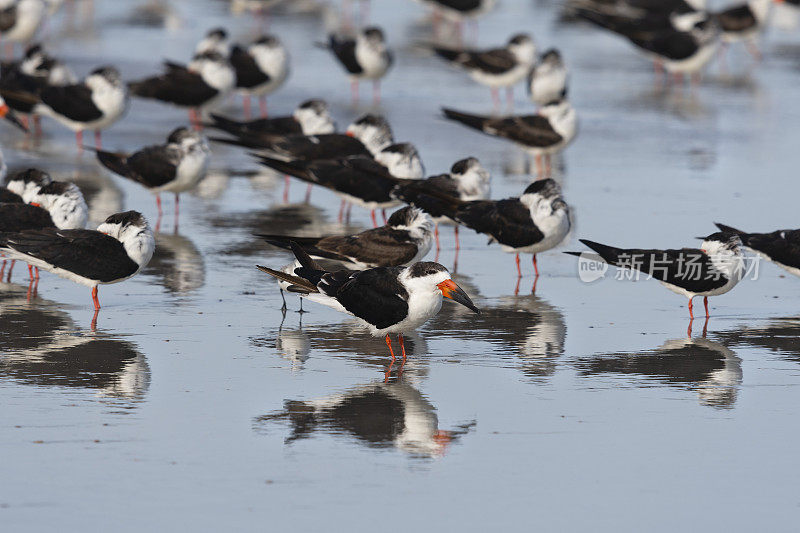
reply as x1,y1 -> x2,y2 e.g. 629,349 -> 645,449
33,115 -> 42,138
381,209 -> 387,224
491,88 -> 500,110
371,210 -> 378,228
338,200 -> 346,223
156,194 -> 163,217
399,333 -> 407,362
454,225 -> 460,251
76,130 -> 83,150
304,184 -> 313,203
514,275 -> 521,296
532,254 -> 539,277
243,94 -> 252,120
259,96 -> 268,118
351,80 -> 359,106
515,253 -> 521,277
6,259 -> 14,282
28,264 -> 33,280
35,267 -> 39,280
20,115 -> 29,134
703,296 -> 709,318
345,203 -> 352,223
91,286 -> 100,311
544,154 -> 552,177
434,224 -> 440,251
283,175 -> 290,203
94,130 -> 102,150
535,154 -> 543,177
688,298 -> 694,320
385,333 -> 395,362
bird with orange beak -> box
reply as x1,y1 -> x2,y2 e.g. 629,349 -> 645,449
0,96 -> 29,132
258,242 -> 479,361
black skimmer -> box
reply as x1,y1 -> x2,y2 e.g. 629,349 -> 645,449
129,51 -> 236,127
230,34 -> 289,118
0,210 -> 155,311
715,0 -> 778,60
34,66 -> 128,150
92,127 -> 210,219
255,381 -> 473,455
0,43 -> 74,134
258,206 -> 434,268
319,26 -> 393,105
391,157 -> 491,251
4,167 -> 51,202
715,223 -> 800,278
208,99 -> 335,140
432,33 -> 536,108
0,0 -> 46,58
442,99 -> 578,175
257,243 -> 479,361
255,142 -> 425,225
195,27 -> 231,57
399,179 -> 571,283
527,49 -> 568,108
567,232 -> 744,320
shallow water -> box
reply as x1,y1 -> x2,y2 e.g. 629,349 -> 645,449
2,0 -> 800,530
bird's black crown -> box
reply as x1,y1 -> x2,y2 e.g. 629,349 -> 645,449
37,181 -> 73,196
523,178 -> 560,197
207,27 -> 228,39
451,157 -> 478,175
8,168 -> 50,186
387,206 -> 422,227
104,211 -> 146,228
408,262 -> 448,279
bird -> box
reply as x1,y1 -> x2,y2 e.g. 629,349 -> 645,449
527,49 -> 568,107
229,34 -> 289,119
129,51 -> 236,128
0,0 -> 46,59
442,99 -> 578,175
715,0 -> 777,61
0,210 -> 155,313
255,142 -> 425,226
432,33 -> 536,108
258,206 -> 434,269
417,0 -> 498,41
715,223 -> 800,278
256,242 -> 479,361
567,232 -> 744,320
207,99 -> 335,140
195,27 -> 231,57
4,167 -> 51,202
0,95 -> 28,132
34,66 -> 129,150
91,127 -> 210,220
396,178 -> 571,284
391,157 -> 491,251
318,26 -> 393,105
0,43 -> 75,135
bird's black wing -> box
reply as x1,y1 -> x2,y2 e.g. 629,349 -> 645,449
484,115 -> 563,147
334,267 -> 410,330
317,227 -> 421,267
460,48 -> 517,74
0,188 -> 23,203
434,0 -> 482,11
391,176 -> 460,219
0,64 -> 44,113
230,45 -> 270,89
129,66 -> 217,107
124,145 -> 181,187
269,134 -> 369,161
580,240 -> 732,293
0,4 -> 16,33
40,83 -> 103,122
457,198 -> 545,248
0,204 -> 54,232
208,113 -> 301,137
716,5 -> 756,32
306,157 -> 397,203
630,29 -> 699,60
0,229 -> 140,282
328,35 -> 362,74
742,230 -> 800,271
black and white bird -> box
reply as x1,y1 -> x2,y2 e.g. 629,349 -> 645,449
398,179 -> 571,281
0,210 -> 155,311
0,43 -> 74,134
391,157 -> 491,251
567,232 -> 744,319
257,243 -> 479,360
3,167 -> 50,202
0,0 -> 46,58
527,49 -> 568,107
255,142 -> 425,226
34,66 -> 129,150
208,99 -> 335,140
319,26 -> 393,105
129,51 -> 236,127
92,127 -> 210,218
715,0 -> 777,60
230,34 -> 289,119
432,33 -> 536,108
195,27 -> 231,57
715,223 -> 800,278
258,206 -> 434,269
442,99 -> 578,175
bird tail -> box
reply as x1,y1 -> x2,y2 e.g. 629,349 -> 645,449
714,223 -> 745,235
206,113 -> 246,135
442,108 -> 487,132
392,180 -> 463,221
256,265 -> 319,294
128,79 -> 159,99
253,155 -> 313,183
208,135 -> 270,150
574,239 -> 625,266
432,47 -> 465,64
93,149 -> 135,182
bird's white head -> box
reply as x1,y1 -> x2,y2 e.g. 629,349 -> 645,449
85,66 -> 124,91
699,232 -> 744,281
402,262 -> 479,313
508,33 -> 537,66
6,168 -> 52,202
293,99 -> 335,135
520,179 -> 569,221
168,126 -> 210,155
375,143 -> 425,179
386,206 -> 434,242
346,114 -> 394,154
97,211 -> 156,268
359,27 -> 388,52
249,34 -> 288,73
450,157 -> 491,201
30,181 -> 88,230
196,27 -> 230,57
538,98 -> 577,140
189,51 -> 236,92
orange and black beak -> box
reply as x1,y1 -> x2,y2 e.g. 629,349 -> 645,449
0,104 -> 27,133
437,279 -> 479,314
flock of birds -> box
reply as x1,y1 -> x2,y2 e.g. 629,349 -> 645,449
0,0 -> 798,365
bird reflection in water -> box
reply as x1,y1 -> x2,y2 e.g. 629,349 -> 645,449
714,318 -> 800,363
143,230 -> 205,294
576,334 -> 742,409
0,282 -> 150,404
254,380 -> 475,457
